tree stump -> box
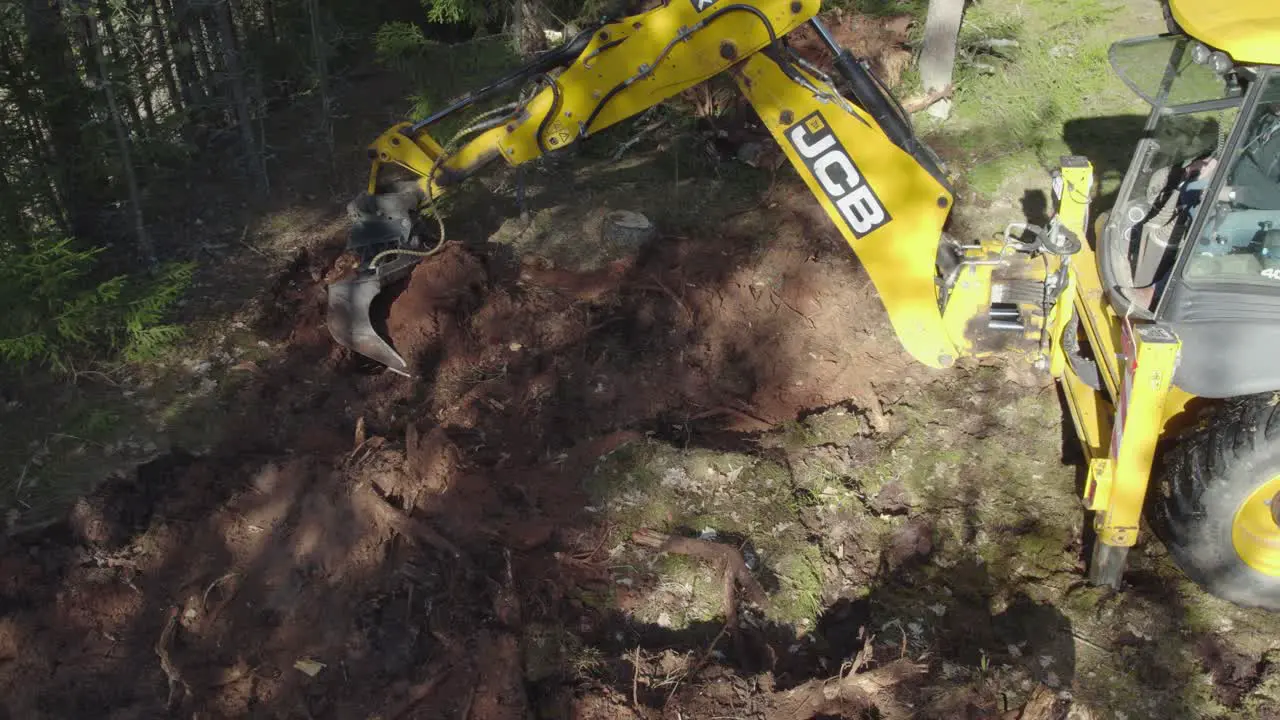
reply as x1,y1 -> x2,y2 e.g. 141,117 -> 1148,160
600,210 -> 656,248
919,0 -> 965,120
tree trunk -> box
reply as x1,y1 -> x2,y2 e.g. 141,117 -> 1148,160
919,0 -> 965,120
0,163 -> 32,245
263,0 -> 277,44
512,0 -> 548,59
146,0 -> 184,113
23,117 -> 69,227
96,0 -> 147,137
306,0 -> 332,173
123,0 -> 160,126
173,0 -> 217,109
163,0 -> 204,110
0,49 -> 68,225
0,47 -> 69,225
213,0 -> 264,187
84,1 -> 154,263
193,9 -> 222,108
22,0 -> 107,242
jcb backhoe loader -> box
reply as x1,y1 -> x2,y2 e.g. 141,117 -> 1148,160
326,0 -> 1280,610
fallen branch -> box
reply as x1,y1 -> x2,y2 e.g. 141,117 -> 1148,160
901,84 -> 955,113
631,645 -> 642,710
686,404 -> 774,431
1017,684 -> 1058,720
973,38 -> 1020,50
637,276 -> 694,321
613,117 -> 667,161
354,483 -> 462,558
387,662 -> 451,719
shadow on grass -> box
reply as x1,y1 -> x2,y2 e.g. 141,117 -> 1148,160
1062,113 -> 1149,212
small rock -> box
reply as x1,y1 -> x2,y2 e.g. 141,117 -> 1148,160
601,210 -> 655,248
657,612 -> 673,628
884,516 -> 933,568
736,141 -> 766,167
870,481 -> 911,515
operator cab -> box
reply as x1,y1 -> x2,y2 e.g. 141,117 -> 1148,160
1103,36 -> 1280,311
1099,0 -> 1280,397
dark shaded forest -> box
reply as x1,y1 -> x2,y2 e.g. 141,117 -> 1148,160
0,0 -> 646,375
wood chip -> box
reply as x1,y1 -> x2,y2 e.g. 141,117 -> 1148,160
293,658 -> 326,677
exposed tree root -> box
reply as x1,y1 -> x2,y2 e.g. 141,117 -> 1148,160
155,606 -> 191,711
633,529 -> 769,709
353,482 -> 462,559
774,659 -> 927,720
386,661 -> 451,719
631,529 -> 766,608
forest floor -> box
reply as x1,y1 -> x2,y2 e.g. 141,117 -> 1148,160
4,1 -> 1280,719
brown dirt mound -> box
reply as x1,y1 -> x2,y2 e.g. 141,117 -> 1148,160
0,183 -> 934,718
787,11 -> 917,88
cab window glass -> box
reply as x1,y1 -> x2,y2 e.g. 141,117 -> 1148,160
1184,75 -> 1280,283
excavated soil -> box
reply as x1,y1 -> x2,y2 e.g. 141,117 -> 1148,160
0,185 -> 942,718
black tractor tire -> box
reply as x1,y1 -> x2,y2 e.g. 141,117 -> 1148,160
1152,395 -> 1280,610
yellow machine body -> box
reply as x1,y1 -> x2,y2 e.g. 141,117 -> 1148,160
333,0 -> 1280,598
365,0 -> 822,197
1168,0 -> 1280,66
359,0 -> 962,370
731,52 -> 959,368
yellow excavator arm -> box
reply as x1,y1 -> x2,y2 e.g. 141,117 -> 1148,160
329,0 -> 961,375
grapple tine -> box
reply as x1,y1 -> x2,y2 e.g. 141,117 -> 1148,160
326,270 -> 412,377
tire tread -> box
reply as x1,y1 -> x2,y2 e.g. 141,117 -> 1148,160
1153,394 -> 1280,610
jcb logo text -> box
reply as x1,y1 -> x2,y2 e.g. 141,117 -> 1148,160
786,112 -> 891,238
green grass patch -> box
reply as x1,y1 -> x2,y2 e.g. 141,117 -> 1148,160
768,544 -> 826,624
921,0 -> 1157,234
0,382 -> 151,526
